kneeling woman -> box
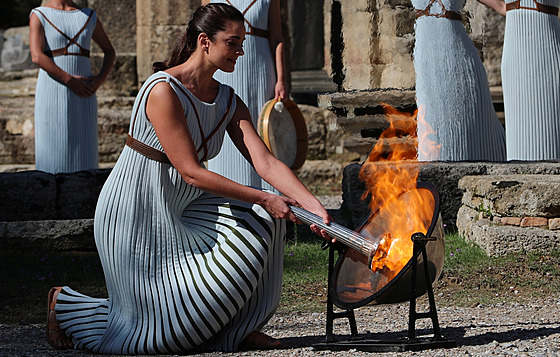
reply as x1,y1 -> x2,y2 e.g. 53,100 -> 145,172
46,3 -> 330,354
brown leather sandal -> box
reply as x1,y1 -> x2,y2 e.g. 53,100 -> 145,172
47,287 -> 73,349
240,331 -> 283,350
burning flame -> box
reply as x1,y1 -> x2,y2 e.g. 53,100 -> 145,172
416,105 -> 441,160
358,103 -> 435,283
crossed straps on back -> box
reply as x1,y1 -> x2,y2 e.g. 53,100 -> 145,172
34,8 -> 93,58
415,0 -> 462,21
506,0 -> 559,15
224,0 -> 270,38
126,76 -> 235,165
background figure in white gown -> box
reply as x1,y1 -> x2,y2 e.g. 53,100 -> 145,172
489,0 -> 560,160
413,0 -> 506,161
205,0 -> 287,191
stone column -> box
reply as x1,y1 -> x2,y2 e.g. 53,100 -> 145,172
136,0 -> 198,83
324,0 -> 415,91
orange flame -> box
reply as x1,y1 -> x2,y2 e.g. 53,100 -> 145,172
358,103 -> 434,282
416,105 -> 441,161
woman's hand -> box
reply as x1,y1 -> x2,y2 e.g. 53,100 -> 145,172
302,202 -> 336,243
66,75 -> 96,97
260,192 -> 299,221
274,80 -> 287,101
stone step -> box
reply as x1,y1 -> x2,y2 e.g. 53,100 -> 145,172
319,87 -> 506,156
457,174 -> 560,256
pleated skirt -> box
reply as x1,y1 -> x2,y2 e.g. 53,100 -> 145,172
34,56 -> 98,174
414,17 -> 506,161
53,149 -> 286,354
502,6 -> 560,160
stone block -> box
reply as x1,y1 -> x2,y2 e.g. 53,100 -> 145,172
549,218 -> 560,230
456,205 -> 478,240
0,219 -> 95,251
1,30 -> 34,71
0,171 -> 56,221
459,174 -> 560,218
501,217 -> 522,226
468,220 -> 560,256
56,169 -> 111,219
520,217 -> 548,228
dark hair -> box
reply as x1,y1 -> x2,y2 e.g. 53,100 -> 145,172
153,3 -> 244,72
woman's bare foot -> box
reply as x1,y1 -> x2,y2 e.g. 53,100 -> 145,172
240,330 -> 283,350
47,287 -> 73,349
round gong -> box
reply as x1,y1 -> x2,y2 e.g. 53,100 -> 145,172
258,98 -> 308,171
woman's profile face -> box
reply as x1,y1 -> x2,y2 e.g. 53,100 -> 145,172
207,20 -> 245,73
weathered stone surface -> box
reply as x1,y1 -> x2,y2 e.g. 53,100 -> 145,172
459,175 -> 560,218
295,159 -> 343,187
459,208 -> 560,256
0,169 -> 110,221
0,219 -> 95,251
92,54 -> 138,97
0,171 -> 56,221
56,169 -> 111,219
501,216 -> 522,226
1,27 -> 34,71
136,0 -> 197,82
520,216 -> 549,228
89,0 -> 138,96
549,218 -> 560,230
97,96 -> 134,162
300,104 -> 340,159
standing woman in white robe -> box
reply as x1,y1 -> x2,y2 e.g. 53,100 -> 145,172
483,0 -> 560,160
413,0 -> 506,161
204,0 -> 287,191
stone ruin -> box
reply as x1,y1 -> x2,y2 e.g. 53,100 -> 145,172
2,0 -> 559,258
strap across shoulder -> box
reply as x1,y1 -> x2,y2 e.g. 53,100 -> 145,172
223,0 -> 270,38
33,8 -> 94,57
127,75 -> 235,165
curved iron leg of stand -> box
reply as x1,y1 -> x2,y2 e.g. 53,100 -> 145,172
325,244 -> 358,342
408,239 -> 444,343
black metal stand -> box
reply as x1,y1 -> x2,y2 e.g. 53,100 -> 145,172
313,234 -> 457,352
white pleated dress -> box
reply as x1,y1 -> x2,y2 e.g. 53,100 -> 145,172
54,72 -> 286,354
207,0 -> 277,190
412,0 -> 506,161
502,0 -> 560,160
31,7 -> 99,174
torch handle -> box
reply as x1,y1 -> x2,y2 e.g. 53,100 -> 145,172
289,205 -> 380,258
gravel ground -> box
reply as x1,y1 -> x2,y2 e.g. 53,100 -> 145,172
2,298 -> 560,357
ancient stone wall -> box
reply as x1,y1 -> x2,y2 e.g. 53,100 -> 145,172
323,0 -> 506,90
136,0 -> 199,83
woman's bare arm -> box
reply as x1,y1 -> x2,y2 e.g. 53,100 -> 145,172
88,19 -> 115,93
146,82 -> 306,223
477,0 -> 506,16
226,97 -> 330,227
268,0 -> 287,99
